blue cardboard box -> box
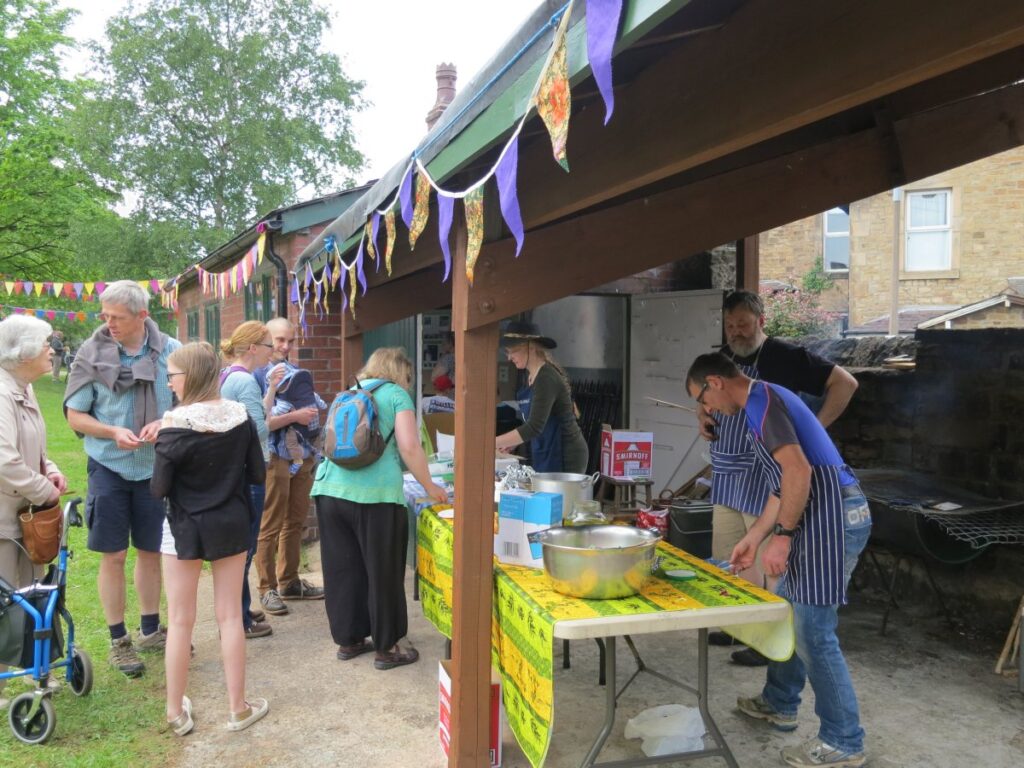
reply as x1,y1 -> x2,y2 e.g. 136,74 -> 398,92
495,491 -> 563,567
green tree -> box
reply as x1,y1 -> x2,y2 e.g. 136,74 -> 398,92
78,0 -> 364,254
0,0 -> 112,276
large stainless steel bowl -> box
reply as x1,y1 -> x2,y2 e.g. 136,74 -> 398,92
535,525 -> 659,599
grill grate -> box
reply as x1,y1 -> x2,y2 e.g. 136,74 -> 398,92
856,468 -> 1024,550
914,508 -> 1024,549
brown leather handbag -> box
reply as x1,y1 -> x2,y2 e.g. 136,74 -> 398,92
18,501 -> 62,564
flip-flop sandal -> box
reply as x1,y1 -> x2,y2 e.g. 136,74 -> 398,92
336,640 -> 373,660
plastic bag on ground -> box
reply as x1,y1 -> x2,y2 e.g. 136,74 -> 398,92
624,704 -> 706,757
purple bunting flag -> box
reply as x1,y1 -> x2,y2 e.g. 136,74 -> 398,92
437,193 -> 455,282
289,276 -> 299,304
587,0 -> 623,125
495,136 -> 525,257
399,167 -> 414,230
356,239 -> 367,296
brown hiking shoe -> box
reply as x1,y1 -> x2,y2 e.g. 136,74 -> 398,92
136,625 -> 167,652
110,635 -> 145,678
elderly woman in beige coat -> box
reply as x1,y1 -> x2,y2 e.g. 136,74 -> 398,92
0,315 -> 66,707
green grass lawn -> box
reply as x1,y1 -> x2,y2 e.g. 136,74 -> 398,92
1,376 -> 178,767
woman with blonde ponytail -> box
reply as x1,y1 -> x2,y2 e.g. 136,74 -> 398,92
219,321 -> 275,639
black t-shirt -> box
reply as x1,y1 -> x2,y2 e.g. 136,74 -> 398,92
725,337 -> 833,397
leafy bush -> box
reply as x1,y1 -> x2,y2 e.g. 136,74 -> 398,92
762,287 -> 837,338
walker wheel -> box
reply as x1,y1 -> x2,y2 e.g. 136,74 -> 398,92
69,648 -> 93,696
8,692 -> 56,745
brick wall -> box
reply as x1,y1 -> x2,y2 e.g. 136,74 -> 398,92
174,224 -> 344,401
760,145 -> 1024,326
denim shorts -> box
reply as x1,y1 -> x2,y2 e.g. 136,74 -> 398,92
85,458 -> 166,554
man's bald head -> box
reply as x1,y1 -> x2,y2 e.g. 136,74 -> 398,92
266,317 -> 295,363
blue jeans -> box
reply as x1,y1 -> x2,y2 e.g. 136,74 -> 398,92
762,490 -> 871,754
241,484 -> 266,629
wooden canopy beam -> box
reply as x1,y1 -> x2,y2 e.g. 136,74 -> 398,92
342,264 -> 451,337
465,80 -> 1024,327
515,0 -> 1024,230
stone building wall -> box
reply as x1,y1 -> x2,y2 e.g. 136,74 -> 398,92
759,145 -> 1024,327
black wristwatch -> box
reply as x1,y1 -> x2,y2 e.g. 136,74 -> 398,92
772,523 -> 798,537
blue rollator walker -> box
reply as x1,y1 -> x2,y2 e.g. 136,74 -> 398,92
0,498 -> 92,744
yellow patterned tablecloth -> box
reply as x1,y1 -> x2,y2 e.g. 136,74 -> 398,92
415,505 -> 794,768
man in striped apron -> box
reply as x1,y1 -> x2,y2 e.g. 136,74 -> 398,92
702,291 -> 858,666
687,353 -> 871,768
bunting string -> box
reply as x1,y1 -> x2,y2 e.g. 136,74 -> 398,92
294,0 -> 625,315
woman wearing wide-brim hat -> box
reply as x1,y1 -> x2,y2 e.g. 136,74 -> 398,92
496,321 -> 588,473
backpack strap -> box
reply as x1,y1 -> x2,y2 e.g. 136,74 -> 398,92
356,379 -> 396,444
219,364 -> 250,386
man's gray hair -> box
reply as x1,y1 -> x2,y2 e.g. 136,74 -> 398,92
0,315 -> 53,371
100,280 -> 150,314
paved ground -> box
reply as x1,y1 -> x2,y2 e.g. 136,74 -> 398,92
174,548 -> 1024,767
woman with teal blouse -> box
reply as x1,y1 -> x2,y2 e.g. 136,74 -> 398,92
311,347 -> 447,670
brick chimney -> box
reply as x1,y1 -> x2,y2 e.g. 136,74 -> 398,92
425,63 -> 457,130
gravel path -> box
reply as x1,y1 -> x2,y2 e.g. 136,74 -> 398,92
171,547 -> 451,768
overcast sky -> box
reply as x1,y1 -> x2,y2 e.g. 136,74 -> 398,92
60,0 -> 541,184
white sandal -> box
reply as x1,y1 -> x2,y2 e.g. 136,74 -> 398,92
167,695 -> 194,736
226,697 -> 269,732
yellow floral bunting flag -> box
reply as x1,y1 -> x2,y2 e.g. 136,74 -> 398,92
257,231 -> 266,264
384,209 -> 396,276
365,217 -> 377,262
409,172 -> 431,249
535,9 -> 572,171
348,263 -> 358,318
331,249 -> 341,288
464,187 -> 484,285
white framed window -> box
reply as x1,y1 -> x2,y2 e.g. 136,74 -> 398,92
823,207 -> 850,272
905,190 -> 951,271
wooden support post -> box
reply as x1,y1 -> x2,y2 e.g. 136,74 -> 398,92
449,218 -> 499,766
339,309 -> 363,385
736,235 -> 759,291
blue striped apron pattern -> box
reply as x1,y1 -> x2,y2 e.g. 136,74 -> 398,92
751,436 -> 850,606
709,361 -> 771,516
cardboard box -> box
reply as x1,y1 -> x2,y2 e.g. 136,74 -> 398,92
494,490 -> 562,567
600,424 -> 655,480
439,661 -> 503,767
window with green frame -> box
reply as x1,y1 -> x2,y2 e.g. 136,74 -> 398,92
204,304 -> 220,349
244,281 -> 258,321
186,309 -> 200,341
261,274 -> 273,321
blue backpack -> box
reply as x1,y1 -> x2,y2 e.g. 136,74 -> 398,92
323,379 -> 394,468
